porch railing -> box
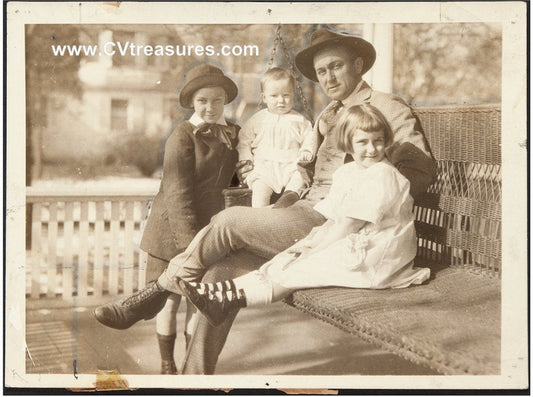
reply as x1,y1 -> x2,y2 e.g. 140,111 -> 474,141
26,187 -> 158,301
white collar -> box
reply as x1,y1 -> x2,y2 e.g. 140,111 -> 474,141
190,113 -> 228,132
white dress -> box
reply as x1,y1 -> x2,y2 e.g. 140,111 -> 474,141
237,109 -> 315,194
258,160 -> 431,289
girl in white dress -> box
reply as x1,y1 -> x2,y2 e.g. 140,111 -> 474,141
237,68 -> 316,208
179,104 -> 431,326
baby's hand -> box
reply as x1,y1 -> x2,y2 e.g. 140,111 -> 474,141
298,151 -> 313,162
236,160 -> 253,184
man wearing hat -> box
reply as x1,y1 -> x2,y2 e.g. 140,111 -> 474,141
95,28 -> 436,374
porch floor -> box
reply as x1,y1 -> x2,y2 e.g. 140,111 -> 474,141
25,299 -> 437,376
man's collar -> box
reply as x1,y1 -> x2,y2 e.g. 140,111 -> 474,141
340,80 -> 371,107
190,113 -> 227,132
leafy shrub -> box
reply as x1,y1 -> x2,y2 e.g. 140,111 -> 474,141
114,133 -> 164,177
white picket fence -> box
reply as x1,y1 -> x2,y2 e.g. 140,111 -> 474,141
26,187 -> 158,301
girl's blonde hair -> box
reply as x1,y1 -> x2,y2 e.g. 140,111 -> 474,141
333,104 -> 393,153
260,67 -> 295,92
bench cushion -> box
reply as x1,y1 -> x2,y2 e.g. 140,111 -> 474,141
285,265 -> 500,375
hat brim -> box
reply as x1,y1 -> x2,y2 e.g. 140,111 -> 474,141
295,37 -> 376,82
179,74 -> 238,109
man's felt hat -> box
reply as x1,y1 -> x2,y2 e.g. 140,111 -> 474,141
179,64 -> 238,109
295,28 -> 376,82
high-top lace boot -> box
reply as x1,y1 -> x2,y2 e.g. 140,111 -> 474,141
94,281 -> 170,329
177,278 -> 247,327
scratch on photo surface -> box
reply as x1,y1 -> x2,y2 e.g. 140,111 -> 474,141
11,369 -> 27,383
25,343 -> 36,368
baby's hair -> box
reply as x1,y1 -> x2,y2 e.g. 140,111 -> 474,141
334,104 -> 393,153
260,67 -> 295,92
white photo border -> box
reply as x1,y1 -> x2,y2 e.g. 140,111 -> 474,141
5,1 -> 528,391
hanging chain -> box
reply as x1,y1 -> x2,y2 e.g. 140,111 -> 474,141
277,29 -> 314,124
257,25 -> 282,112
267,24 -> 282,69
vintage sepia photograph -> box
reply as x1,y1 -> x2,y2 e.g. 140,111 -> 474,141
5,1 -> 527,392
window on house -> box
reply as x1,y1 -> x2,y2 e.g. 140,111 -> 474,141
111,99 -> 128,131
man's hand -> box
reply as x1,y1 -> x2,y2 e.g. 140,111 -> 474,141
298,151 -> 313,162
236,160 -> 253,185
389,142 -> 437,200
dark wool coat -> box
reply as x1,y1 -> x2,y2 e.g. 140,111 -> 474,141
140,120 -> 239,261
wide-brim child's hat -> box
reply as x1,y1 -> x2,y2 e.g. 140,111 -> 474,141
179,64 -> 238,109
295,28 -> 376,82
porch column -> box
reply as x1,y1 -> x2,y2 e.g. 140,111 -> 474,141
363,23 -> 394,93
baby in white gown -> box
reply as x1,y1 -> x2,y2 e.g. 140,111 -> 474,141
237,67 -> 316,208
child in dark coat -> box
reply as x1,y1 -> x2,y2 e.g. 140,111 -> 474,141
96,64 -> 240,374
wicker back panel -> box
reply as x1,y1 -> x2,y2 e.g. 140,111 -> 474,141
413,105 -> 501,277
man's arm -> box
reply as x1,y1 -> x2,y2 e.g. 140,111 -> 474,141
295,108 -> 328,190
390,141 -> 437,200
373,93 -> 437,199
298,118 -> 318,162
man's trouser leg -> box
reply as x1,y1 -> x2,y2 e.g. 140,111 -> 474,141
178,203 -> 326,374
158,202 -> 325,289
180,250 -> 264,374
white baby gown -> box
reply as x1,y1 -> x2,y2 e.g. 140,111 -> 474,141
258,159 -> 431,290
237,109 -> 314,193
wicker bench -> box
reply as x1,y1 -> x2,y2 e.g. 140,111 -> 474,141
223,105 -> 501,375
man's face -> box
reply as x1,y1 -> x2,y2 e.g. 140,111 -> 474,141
313,46 -> 362,101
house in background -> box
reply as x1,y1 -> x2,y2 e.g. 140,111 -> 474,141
42,25 -> 193,165
36,22 -> 501,172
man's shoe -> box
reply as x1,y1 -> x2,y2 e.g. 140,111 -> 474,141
94,281 -> 170,329
273,190 -> 299,208
177,278 -> 246,327
161,359 -> 178,375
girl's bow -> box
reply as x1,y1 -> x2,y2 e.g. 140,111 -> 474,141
194,123 -> 236,149
344,233 -> 369,270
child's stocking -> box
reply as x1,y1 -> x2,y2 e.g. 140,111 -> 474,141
157,333 -> 178,374
233,270 -> 273,307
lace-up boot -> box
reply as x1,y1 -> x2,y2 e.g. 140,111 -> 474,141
94,281 -> 170,329
177,278 -> 247,327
